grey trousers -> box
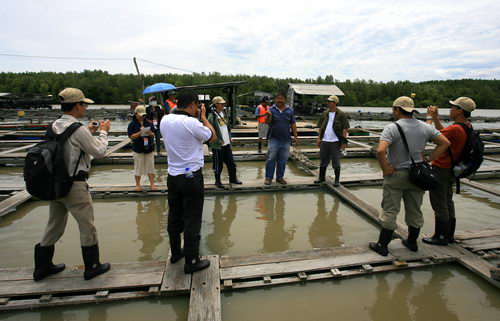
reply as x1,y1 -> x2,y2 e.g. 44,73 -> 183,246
40,181 -> 98,247
379,169 -> 425,230
319,141 -> 341,169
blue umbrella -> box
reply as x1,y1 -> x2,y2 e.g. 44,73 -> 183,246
142,83 -> 176,94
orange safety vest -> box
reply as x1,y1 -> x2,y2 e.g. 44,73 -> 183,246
257,104 -> 269,123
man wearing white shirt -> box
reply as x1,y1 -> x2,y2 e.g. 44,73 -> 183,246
160,89 -> 217,274
315,95 -> 350,186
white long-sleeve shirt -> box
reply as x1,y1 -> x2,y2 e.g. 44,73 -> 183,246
52,114 -> 108,176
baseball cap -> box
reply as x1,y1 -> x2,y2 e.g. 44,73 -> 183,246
135,106 -> 147,116
449,97 -> 476,112
392,96 -> 415,113
58,88 -> 94,104
212,96 -> 226,104
327,95 -> 339,103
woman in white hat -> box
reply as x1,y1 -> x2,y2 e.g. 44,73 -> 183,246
127,105 -> 157,191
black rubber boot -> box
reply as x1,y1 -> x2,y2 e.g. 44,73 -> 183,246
422,218 -> 449,246
184,236 -> 210,274
334,168 -> 341,187
229,175 -> 242,185
33,243 -> 65,281
448,217 -> 456,244
402,226 -> 420,252
81,244 -> 111,280
258,142 -> 262,153
314,167 -> 327,184
214,173 -> 224,188
369,228 -> 394,256
169,233 -> 184,264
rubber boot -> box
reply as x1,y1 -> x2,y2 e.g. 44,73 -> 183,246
214,173 -> 224,188
448,217 -> 456,244
314,167 -> 327,184
169,233 -> 184,264
369,228 -> 394,256
184,236 -> 210,274
229,169 -> 242,184
334,168 -> 341,187
81,244 -> 111,280
33,243 -> 65,281
402,226 -> 420,252
422,218 -> 449,246
258,141 -> 262,153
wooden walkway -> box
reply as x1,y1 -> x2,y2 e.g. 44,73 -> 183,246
1,230 -> 498,314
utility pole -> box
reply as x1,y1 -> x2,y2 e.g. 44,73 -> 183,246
133,57 -> 145,106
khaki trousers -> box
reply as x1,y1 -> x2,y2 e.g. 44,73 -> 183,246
40,181 -> 98,247
379,169 -> 425,230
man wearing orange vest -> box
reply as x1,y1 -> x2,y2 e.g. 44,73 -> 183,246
165,91 -> 177,113
255,97 -> 270,153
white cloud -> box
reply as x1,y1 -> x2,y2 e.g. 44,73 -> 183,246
1,0 -> 500,81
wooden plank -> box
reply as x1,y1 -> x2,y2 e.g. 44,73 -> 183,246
220,245 -> 367,268
459,236 -> 500,246
220,250 -> 396,281
159,253 -> 191,295
0,143 -> 36,156
188,255 -> 221,321
0,290 -> 150,311
455,228 -> 500,240
462,179 -> 500,197
464,242 -> 500,252
0,190 -> 32,217
0,260 -> 164,282
104,137 -> 131,157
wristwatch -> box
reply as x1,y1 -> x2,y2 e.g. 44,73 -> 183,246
425,116 -> 433,120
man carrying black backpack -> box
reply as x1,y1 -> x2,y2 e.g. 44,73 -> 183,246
424,97 -> 477,246
32,88 -> 111,281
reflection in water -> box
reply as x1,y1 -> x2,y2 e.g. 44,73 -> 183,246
309,193 -> 342,248
412,270 -> 460,321
371,271 -> 459,321
261,193 -> 297,253
206,195 -> 237,255
135,198 -> 166,261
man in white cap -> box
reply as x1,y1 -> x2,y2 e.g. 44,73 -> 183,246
207,96 -> 242,188
369,96 -> 450,256
33,88 -> 111,281
315,95 -> 350,186
423,97 -> 476,246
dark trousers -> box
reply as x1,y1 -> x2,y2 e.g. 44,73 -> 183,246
319,141 -> 341,169
167,169 -> 204,246
212,145 -> 237,179
429,166 -> 456,222
154,128 -> 162,153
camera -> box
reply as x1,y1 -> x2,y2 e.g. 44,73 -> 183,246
92,121 -> 99,127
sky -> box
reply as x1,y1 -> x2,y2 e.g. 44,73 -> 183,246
1,0 -> 500,82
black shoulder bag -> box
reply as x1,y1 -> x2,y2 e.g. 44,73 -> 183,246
395,123 -> 442,190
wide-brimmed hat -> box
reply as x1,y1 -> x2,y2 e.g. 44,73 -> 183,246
449,97 -> 476,112
327,95 -> 339,103
392,96 -> 415,112
212,96 -> 226,104
58,88 -> 94,104
135,106 -> 147,116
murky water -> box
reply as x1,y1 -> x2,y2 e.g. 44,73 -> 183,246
1,156 -> 500,320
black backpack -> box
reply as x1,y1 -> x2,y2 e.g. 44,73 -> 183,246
451,123 -> 484,193
24,122 -> 83,200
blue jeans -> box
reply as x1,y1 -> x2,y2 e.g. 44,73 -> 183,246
265,139 -> 290,179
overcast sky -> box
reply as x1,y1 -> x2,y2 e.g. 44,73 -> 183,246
1,0 -> 500,82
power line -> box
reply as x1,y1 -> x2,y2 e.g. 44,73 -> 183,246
0,53 -> 129,61
136,58 -> 195,74
0,53 -> 197,74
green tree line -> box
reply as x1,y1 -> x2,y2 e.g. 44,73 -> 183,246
0,70 -> 499,109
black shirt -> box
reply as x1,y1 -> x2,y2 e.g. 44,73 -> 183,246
127,118 -> 155,153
